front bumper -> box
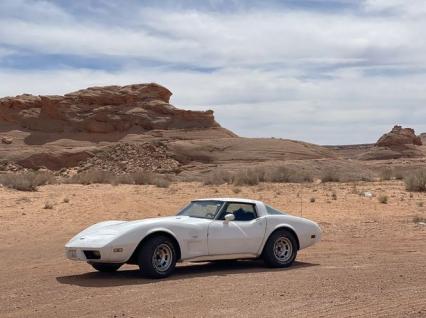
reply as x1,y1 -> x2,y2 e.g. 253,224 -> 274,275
65,239 -> 130,263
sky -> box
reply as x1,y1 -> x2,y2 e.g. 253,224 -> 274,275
0,0 -> 425,145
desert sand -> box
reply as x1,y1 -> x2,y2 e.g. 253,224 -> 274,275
0,181 -> 425,317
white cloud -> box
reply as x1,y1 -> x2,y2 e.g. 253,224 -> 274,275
363,0 -> 426,16
0,0 -> 425,144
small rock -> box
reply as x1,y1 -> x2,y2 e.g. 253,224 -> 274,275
1,136 -> 13,144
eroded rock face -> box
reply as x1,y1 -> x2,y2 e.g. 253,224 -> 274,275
376,125 -> 422,148
0,83 -> 220,133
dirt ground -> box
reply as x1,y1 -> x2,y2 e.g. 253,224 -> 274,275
0,181 -> 425,317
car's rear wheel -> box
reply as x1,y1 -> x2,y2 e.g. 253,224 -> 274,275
90,263 -> 122,272
137,235 -> 177,278
262,229 -> 297,267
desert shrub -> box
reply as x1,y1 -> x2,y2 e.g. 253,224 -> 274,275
405,170 -> 426,192
413,216 -> 426,223
152,176 -> 171,188
112,174 -> 134,185
232,187 -> 241,194
132,170 -> 156,185
321,170 -> 340,183
310,197 -> 316,203
68,169 -> 116,185
0,171 -> 56,191
267,166 -> 292,183
378,195 -> 388,204
233,168 -> 261,186
380,168 -> 393,181
266,166 -> 313,183
203,169 -> 232,185
130,170 -> 171,188
416,202 -> 424,207
393,170 -> 404,180
43,201 -> 54,209
331,192 -> 337,200
203,165 -> 313,186
68,169 -> 171,188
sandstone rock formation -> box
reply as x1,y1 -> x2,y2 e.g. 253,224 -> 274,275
376,125 -> 422,147
359,125 -> 424,160
1,136 -> 12,144
0,83 -> 221,133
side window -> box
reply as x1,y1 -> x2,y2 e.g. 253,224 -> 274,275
221,203 -> 257,221
265,205 -> 284,215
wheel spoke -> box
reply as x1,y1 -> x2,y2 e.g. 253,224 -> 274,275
152,243 -> 173,272
273,237 -> 293,263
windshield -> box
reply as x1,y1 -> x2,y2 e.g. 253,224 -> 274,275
177,200 -> 224,219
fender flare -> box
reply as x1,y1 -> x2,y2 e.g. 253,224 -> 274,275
258,224 -> 300,254
127,228 -> 183,263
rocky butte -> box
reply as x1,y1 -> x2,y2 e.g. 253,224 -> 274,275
0,83 -> 220,133
376,125 -> 423,148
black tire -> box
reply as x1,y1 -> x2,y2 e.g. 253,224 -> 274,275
262,229 -> 297,268
90,263 -> 122,272
137,235 -> 177,278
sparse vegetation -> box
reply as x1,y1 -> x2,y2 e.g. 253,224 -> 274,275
416,202 -> 424,208
413,216 -> 426,224
43,201 -> 54,209
203,165 -> 314,186
232,187 -> 241,194
321,170 -> 340,183
405,169 -> 426,192
68,169 -> 171,188
202,169 -> 232,185
394,170 -> 404,180
380,168 -> 393,181
0,171 -> 56,191
378,195 -> 388,204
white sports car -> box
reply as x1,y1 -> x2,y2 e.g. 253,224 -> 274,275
65,198 -> 321,278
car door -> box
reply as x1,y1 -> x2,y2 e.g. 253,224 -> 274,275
207,202 -> 267,255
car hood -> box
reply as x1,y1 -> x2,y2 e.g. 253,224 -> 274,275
79,216 -> 209,237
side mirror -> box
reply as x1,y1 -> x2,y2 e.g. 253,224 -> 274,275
224,214 -> 235,222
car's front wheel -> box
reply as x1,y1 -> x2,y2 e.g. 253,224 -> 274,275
137,235 -> 177,278
262,229 -> 297,268
90,262 -> 122,272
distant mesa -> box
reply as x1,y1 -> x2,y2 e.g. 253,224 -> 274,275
376,125 -> 422,148
0,83 -> 222,133
359,125 -> 424,160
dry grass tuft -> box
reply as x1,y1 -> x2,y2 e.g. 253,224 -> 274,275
380,168 -> 393,181
203,165 -> 313,186
232,187 -> 242,194
321,170 -> 340,183
203,169 -> 232,186
405,170 -> 426,192
68,169 -> 171,188
43,201 -> 54,209
378,195 -> 388,204
0,171 -> 56,191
